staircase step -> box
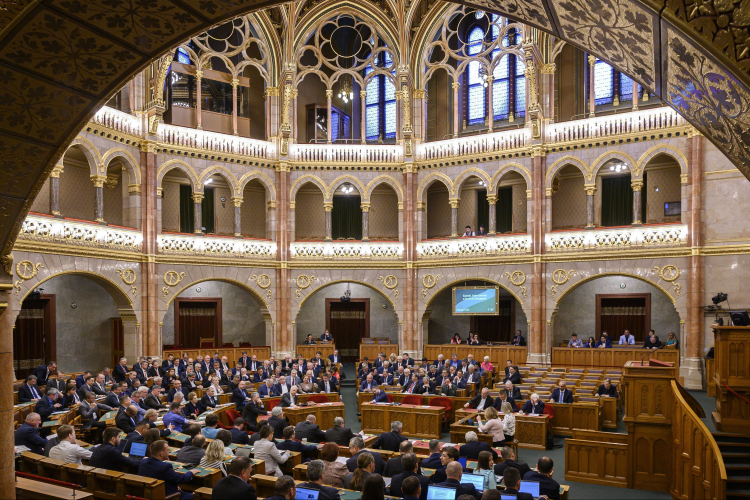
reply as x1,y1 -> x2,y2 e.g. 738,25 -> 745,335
713,433 -> 750,445
721,452 -> 750,465
727,465 -> 750,472
730,477 -> 750,485
728,484 -> 750,494
719,444 -> 750,454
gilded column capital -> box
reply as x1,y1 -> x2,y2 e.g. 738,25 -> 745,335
545,188 -> 553,197
231,78 -> 239,88
128,184 -> 141,195
361,203 -> 371,213
413,89 -> 427,99
584,185 -> 597,196
486,194 -> 497,205
680,173 -> 689,184
449,199 -> 460,209
196,70 -> 203,80
90,175 -> 106,188
289,201 -> 296,210
398,202 -> 404,211
416,201 -> 425,211
451,82 -> 460,91
156,187 -> 163,197
267,200 -> 277,210
231,196 -> 243,207
325,89 -> 333,99
541,63 -> 556,74
140,140 -> 158,154
631,180 -> 644,191
360,90 -> 367,99
395,90 -> 403,100
526,189 -> 532,199
276,161 -> 290,172
50,164 -> 64,178
265,86 -> 279,98
587,54 -> 596,66
292,89 -> 299,99
192,193 -> 204,203
531,146 -> 547,157
324,201 -> 333,212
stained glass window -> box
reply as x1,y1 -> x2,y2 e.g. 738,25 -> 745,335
515,56 -> 526,118
594,58 -> 614,105
489,27 -> 525,122
364,51 -> 396,141
466,27 -> 485,125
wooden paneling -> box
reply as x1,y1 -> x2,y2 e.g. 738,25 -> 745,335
360,402 -> 443,439
360,344 -> 398,361
162,346 -> 271,364
283,402 -> 343,429
551,347 -> 679,368
546,402 -> 601,435
423,345 -> 528,365
565,438 -> 629,487
571,430 -> 628,444
706,358 -> 715,397
712,326 -> 750,432
294,345 -> 335,360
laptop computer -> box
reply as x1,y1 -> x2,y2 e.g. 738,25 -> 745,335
295,487 -> 320,500
426,485 -> 457,500
519,480 -> 540,498
128,442 -> 148,458
500,496 -> 517,500
235,447 -> 253,458
460,473 -> 485,492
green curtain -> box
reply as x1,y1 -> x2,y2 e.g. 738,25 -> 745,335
332,195 -> 363,239
202,187 -> 215,234
477,190 -> 489,232
601,175 -> 633,227
497,187 -> 513,234
641,172 -> 647,223
179,185 -> 194,233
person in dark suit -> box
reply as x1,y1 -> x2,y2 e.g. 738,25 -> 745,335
523,457 -> 561,500
167,380 -> 189,403
319,372 -> 338,393
14,413 -> 46,454
175,434 -> 207,466
144,386 -> 167,410
463,387 -> 494,411
501,468 -> 534,500
89,427 -> 140,471
376,370 -> 393,386
123,420 -> 149,453
32,361 -> 56,386
268,406 -> 289,439
74,371 -> 90,390
520,394 -> 545,415
230,418 -> 251,445
504,381 -> 522,401
298,459 -> 340,500
77,376 -> 98,401
512,330 -> 527,347
389,453 -> 429,500
596,378 -> 619,398
133,361 -> 148,385
383,441 -> 422,478
328,350 -> 341,365
211,456 -> 258,500
401,374 -> 423,394
237,352 -> 251,368
18,375 -> 43,403
493,447 -> 531,478
280,386 -> 299,407
464,365 -> 481,385
233,381 -> 251,412
400,475 -> 426,500
421,440 -> 443,469
45,371 -> 67,393
503,366 -> 521,385
242,393 -> 268,431
35,388 -> 63,422
116,405 -> 140,434
294,415 -> 326,443
304,334 -> 316,345
113,358 -> 129,383
491,390 -> 519,412
433,462 -> 480,500
325,416 -> 354,446
61,384 -> 81,408
549,381 -> 573,404
320,330 -> 333,342
372,421 -> 408,452
258,379 -> 279,398
643,332 -> 663,350
201,386 -> 220,408
458,431 -> 498,460
105,382 -> 127,408
276,426 -> 318,463
360,374 -> 376,392
371,386 -> 389,403
138,440 -> 194,499
346,436 -> 385,475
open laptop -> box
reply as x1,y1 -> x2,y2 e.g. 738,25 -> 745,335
295,487 -> 320,500
500,496 -> 517,500
519,480 -> 540,498
426,485 -> 457,500
460,473 -> 485,492
128,442 -> 148,459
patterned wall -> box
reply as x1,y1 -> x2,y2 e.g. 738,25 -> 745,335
552,173 -> 587,229
102,170 -> 123,226
213,186 -> 234,235
457,188 -> 478,233
30,178 -> 50,214
295,190 -> 325,239
60,163 -> 97,222
162,181 -> 182,232
512,183 -> 527,231
645,166 -> 681,223
241,183 -> 267,238
369,189 -> 399,239
427,187 -> 451,238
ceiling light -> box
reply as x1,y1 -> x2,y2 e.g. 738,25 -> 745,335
478,180 -> 485,186
204,178 -> 213,185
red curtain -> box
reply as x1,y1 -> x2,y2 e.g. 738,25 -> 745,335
177,302 -> 217,348
14,301 -> 46,379
599,297 -> 647,341
330,301 -> 367,361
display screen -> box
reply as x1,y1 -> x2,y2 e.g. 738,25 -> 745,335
453,286 -> 499,315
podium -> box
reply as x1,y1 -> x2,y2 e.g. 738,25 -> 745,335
622,359 -> 677,492
712,325 -> 750,433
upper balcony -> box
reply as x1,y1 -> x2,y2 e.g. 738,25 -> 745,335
158,233 -> 276,261
546,107 -> 686,144
18,213 -> 143,254
290,240 -> 403,261
289,143 -> 402,165
416,127 -> 530,162
545,223 -> 688,254
417,234 -> 531,261
158,123 -> 276,161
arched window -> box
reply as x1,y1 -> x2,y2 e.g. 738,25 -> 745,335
493,26 -> 525,121
365,52 -> 396,142
466,26 -> 485,126
592,57 -> 642,105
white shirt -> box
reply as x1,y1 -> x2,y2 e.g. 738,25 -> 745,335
279,384 -> 288,394
49,440 -> 92,464
476,397 -> 488,411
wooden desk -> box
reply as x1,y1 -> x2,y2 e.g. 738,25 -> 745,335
264,392 -> 339,410
551,347 -> 679,368
282,402 -> 344,429
16,476 -> 93,499
296,345 -> 335,360
167,461 -> 223,491
360,344 -> 398,362
422,345 -> 528,366
544,402 -> 601,435
452,410 -> 549,450
576,396 -> 617,429
356,392 -> 470,422
360,402 -> 443,439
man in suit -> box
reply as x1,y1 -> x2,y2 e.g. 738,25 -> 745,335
46,371 -> 67,393
144,386 -> 167,410
596,334 -> 612,348
505,380 -> 522,401
105,382 -> 126,408
35,388 -> 62,423
274,375 -> 291,395
512,330 -> 527,346
88,427 -> 140,471
177,353 -> 190,375
320,330 -> 333,342
79,392 -> 112,442
277,426 -> 318,462
113,357 -> 129,383
297,459 -> 340,500
523,457 -> 561,500
464,364 -> 481,385
294,414 -> 326,443
346,436 -> 385,474
619,329 -> 636,345
246,355 -> 259,372
18,375 -> 43,403
402,373 -> 423,394
258,378 -> 279,398
504,365 -> 521,385
233,380 -> 251,412
520,393 -> 545,415
91,373 -> 108,396
596,378 -> 619,398
319,372 -> 338,393
77,375 -> 97,401
32,361 -> 56,386
463,387 -> 494,411
371,385 -> 389,403
400,475 -> 426,500
492,389 -> 519,412
268,406 -> 288,439
389,453 -> 429,500
167,379 -> 190,403
324,416 -> 354,446
287,369 -> 301,387
440,378 -> 457,397
75,371 -> 90,390
360,373 -> 376,392
280,385 -> 299,407
123,419 -> 149,453
433,462 -> 480,500
328,349 -> 341,365
175,434 -> 206,466
200,386 -> 220,409
421,440 -> 443,469
493,446 -> 531,478
550,381 -> 573,404
304,334 -> 316,345
162,354 -> 175,371
458,431 -> 498,460
230,417 -> 251,445
501,468 -> 534,500
14,413 -> 47,454
133,360 -> 149,384
237,351 -> 251,368
372,420 -> 408,452
211,456 -> 258,499
383,441 -> 423,477
62,384 -> 81,408
139,440 -> 194,499
377,369 -> 394,386
116,405 -> 140,434
241,392 -> 268,431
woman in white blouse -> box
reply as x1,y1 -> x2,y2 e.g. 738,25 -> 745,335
500,401 -> 516,443
476,406 -> 506,447
253,425 -> 289,476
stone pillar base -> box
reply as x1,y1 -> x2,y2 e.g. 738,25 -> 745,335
526,352 -> 547,366
631,223 -> 643,228
584,225 -> 596,230
679,356 -> 703,390
274,351 -> 293,360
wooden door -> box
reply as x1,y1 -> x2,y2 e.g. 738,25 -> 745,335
111,318 -> 124,369
14,296 -> 56,380
326,298 -> 369,362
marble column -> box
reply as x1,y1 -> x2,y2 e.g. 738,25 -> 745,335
684,130 -> 704,388
324,201 -> 333,241
585,185 -> 596,228
360,90 -> 367,143
487,194 -> 497,235
452,82 -> 460,137
275,164 -> 292,357
631,180 -> 643,227
49,164 -> 63,218
632,80 -> 639,111
92,176 -> 106,224
232,197 -> 242,238
292,90 -> 298,142
140,141 -> 159,356
326,90 -> 333,143
541,63 -> 556,122
196,70 -> 203,130
487,76 -> 494,132
231,78 -> 239,136
588,55 -> 596,117
361,203 -> 370,242
403,167 -> 418,352
193,192 -> 203,234
449,199 -> 459,239
0,284 -> 16,499
530,149 -> 547,364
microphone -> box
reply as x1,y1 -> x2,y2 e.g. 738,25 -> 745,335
640,352 -> 649,366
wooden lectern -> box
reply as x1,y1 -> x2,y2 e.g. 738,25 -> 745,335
712,325 -> 750,433
622,359 -> 677,493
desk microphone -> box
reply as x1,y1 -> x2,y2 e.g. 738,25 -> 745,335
640,352 -> 649,366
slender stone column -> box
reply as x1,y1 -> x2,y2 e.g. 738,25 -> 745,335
196,70 -> 203,129
326,90 -> 333,143
232,197 -> 242,237
588,55 -> 596,117
292,90 -> 299,141
192,193 -> 203,235
50,164 -> 63,218
452,82 -> 460,137
361,203 -> 370,242
541,63 -> 556,122
684,129 -> 704,388
0,282 -> 16,500
487,76 -> 494,132
632,80 -> 639,111
449,199 -> 459,239
231,78 -> 239,136
360,90 -> 367,143
403,166 -> 418,353
140,141 -> 159,356
487,194 -> 497,235
530,148 -> 547,364
631,180 -> 643,227
92,176 -> 106,224
585,185 -> 596,228
324,201 -> 333,241
275,163 -> 292,357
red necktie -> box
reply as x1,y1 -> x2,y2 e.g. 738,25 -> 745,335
409,384 -> 414,393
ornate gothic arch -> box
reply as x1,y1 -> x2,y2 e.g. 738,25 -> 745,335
490,162 -> 532,192
546,156 -> 589,189
590,151 -> 640,181
101,148 -> 142,186
238,171 -> 278,201
364,175 -> 404,203
156,160 -> 200,191
290,174 -> 328,202
66,138 -> 103,176
453,168 -> 493,198
197,165 -> 240,195
417,172 -> 454,203
637,144 -> 689,177
327,175 -> 367,199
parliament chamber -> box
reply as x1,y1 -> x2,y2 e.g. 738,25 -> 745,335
1,0 -> 750,499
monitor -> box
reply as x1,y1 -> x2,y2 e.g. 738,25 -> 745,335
427,485 -> 457,500
295,487 -> 320,500
452,287 -> 499,315
128,442 -> 148,458
519,480 -> 540,497
458,457 -> 468,468
460,473 -> 486,491
500,496 -> 517,500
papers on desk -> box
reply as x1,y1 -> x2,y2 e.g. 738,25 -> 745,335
335,457 -> 348,465
383,477 -> 392,487
440,443 -> 456,448
52,411 -> 68,415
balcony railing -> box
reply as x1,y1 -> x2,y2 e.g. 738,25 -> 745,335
158,233 -> 276,260
91,107 -> 142,136
545,224 -> 688,253
290,241 -> 403,260
417,128 -> 530,161
546,106 -> 685,143
158,123 -> 276,160
19,214 -> 143,252
417,234 -> 531,260
290,143 -> 402,163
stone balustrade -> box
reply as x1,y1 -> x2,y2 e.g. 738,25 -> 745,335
158,233 -> 276,260
19,214 -> 143,252
290,143 -> 402,163
545,224 -> 688,253
546,106 -> 684,143
158,123 -> 276,159
416,128 -> 530,161
91,106 -> 142,136
417,234 -> 531,260
290,241 -> 403,260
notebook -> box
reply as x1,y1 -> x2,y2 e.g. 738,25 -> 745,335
295,487 -> 320,500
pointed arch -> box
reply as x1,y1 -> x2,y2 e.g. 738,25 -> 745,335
490,162 -> 532,192
590,151 -> 639,181
101,148 -> 141,185
417,172 -> 454,204
295,279 -> 398,311
238,171 -> 278,201
156,159 -> 200,190
290,174 -> 327,202
164,277 -> 272,314
422,277 -> 527,312
66,137 -> 103,175
453,168 -> 492,198
197,165 -> 240,195
327,175 -> 367,199
546,156 -> 589,188
553,272 -> 677,307
20,270 -> 134,310
364,175 -> 404,203
637,144 -> 689,177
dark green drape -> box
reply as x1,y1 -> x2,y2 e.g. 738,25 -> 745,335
332,195 -> 362,239
477,190 -> 489,232
179,185 -> 194,233
202,187 -> 215,234
601,175 -> 633,227
497,187 -> 513,234
641,172 -> 647,223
